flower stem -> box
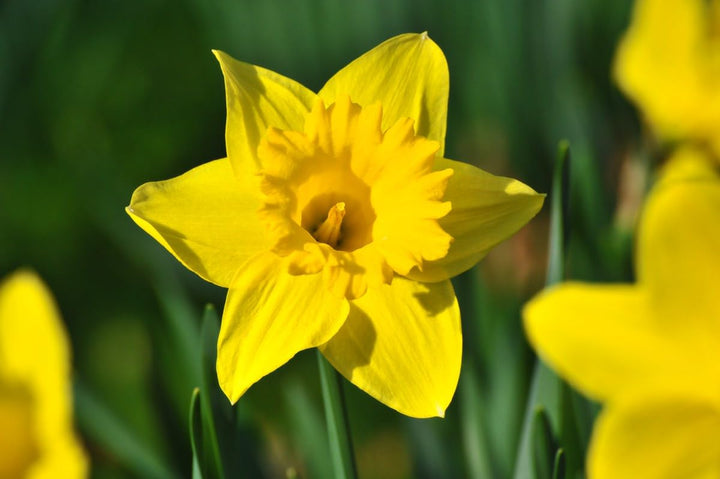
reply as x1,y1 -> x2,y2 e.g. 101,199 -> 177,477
316,350 -> 358,479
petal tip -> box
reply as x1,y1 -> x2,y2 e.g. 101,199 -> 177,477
217,366 -> 243,405
212,49 -> 235,70
3,268 -> 41,289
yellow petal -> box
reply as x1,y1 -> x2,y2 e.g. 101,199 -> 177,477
613,0 -> 720,145
1,272 -> 68,401
654,146 -> 719,185
217,252 -> 349,403
0,386 -> 37,477
637,152 -> 720,335
408,158 -> 544,282
213,50 -> 317,176
522,283 -> 707,402
320,277 -> 461,418
27,440 -> 88,479
319,33 -> 449,156
0,270 -> 87,478
589,393 -> 720,479
127,158 -> 268,287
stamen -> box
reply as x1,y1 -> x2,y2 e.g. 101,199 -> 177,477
313,202 -> 346,248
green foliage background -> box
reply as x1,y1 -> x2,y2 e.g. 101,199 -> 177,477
0,0 -> 641,477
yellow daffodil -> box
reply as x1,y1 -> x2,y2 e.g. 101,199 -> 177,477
524,148 -> 720,478
127,33 -> 543,418
614,0 -> 720,154
0,270 -> 87,478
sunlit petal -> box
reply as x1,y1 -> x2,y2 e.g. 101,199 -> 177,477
217,253 -> 349,403
214,50 -> 317,176
319,33 -> 449,155
408,158 -> 544,282
321,277 -> 461,418
127,158 -> 268,287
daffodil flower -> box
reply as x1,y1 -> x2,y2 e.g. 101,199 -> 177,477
524,148 -> 720,478
614,0 -> 720,154
128,33 -> 543,418
0,270 -> 87,478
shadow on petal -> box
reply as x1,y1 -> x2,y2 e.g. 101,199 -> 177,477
413,280 -> 455,317
322,303 -> 377,377
128,211 -> 216,282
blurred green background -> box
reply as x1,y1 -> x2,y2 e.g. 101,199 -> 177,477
1,0 -> 642,477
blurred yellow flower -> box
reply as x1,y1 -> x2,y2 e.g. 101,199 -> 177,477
0,270 -> 87,478
127,33 -> 543,418
524,148 -> 720,478
614,0 -> 720,154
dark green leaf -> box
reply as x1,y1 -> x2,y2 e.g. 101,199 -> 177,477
546,140 -> 571,286
189,388 -> 204,479
531,407 -> 556,479
552,448 -> 566,479
514,141 -> 572,479
74,381 -> 177,479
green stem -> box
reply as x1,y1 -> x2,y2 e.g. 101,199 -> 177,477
546,140 -> 570,287
316,350 -> 358,479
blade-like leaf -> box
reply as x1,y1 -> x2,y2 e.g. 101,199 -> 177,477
552,449 -> 566,479
74,381 -> 177,478
198,305 -> 265,478
546,139 -> 570,287
189,388 -> 204,478
459,360 -> 494,479
531,407 -> 556,479
514,141 -> 571,479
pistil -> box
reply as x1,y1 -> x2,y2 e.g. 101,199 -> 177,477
313,202 -> 346,248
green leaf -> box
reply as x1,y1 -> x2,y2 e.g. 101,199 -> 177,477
514,362 -> 563,479
155,278 -> 203,411
546,139 -> 571,287
514,141 -> 571,479
195,304 -> 265,479
459,360 -> 494,479
189,388 -> 204,479
74,380 -> 177,479
197,306 -> 226,479
557,383 -> 586,477
283,380 -> 334,479
192,457 -> 203,479
552,449 -> 566,479
532,407 -> 556,479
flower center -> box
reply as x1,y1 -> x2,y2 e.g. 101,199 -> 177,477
312,202 -> 346,248
295,172 -> 375,253
0,382 -> 39,478
256,95 -> 454,299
